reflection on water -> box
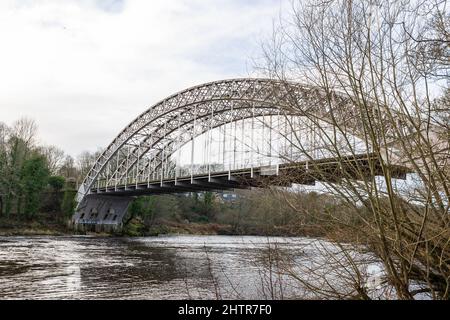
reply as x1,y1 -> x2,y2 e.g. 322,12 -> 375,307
0,235 -> 312,300
65,265 -> 81,292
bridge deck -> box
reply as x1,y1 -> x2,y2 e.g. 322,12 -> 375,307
90,153 -> 410,197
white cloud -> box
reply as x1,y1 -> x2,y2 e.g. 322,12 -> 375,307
0,0 -> 285,156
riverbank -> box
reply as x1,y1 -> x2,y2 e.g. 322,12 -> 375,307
121,217 -> 326,238
0,216 -> 71,236
0,215 -> 324,238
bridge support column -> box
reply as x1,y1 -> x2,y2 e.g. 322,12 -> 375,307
72,195 -> 133,233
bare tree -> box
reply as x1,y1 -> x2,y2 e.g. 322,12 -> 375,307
10,117 -> 38,150
58,155 -> 78,180
39,145 -> 65,175
77,150 -> 103,180
257,0 -> 450,299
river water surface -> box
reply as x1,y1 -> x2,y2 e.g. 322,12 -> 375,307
0,235 -> 319,300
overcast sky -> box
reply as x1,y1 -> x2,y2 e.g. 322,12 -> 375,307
0,0 -> 286,157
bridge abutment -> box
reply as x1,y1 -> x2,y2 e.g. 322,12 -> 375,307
71,195 -> 133,233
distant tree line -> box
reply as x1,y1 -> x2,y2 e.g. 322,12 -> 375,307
0,117 -> 102,221
123,189 -> 345,237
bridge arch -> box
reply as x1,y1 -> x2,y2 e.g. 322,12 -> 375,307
76,78 -> 358,205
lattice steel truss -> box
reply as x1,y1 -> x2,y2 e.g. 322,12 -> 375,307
76,78 -> 375,207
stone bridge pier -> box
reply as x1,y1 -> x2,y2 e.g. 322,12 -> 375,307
72,195 -> 133,232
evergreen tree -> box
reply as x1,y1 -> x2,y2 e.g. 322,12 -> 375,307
20,154 -> 50,219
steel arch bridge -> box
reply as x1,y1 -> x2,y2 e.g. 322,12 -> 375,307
72,78 -> 409,231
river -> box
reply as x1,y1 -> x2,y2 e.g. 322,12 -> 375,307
0,235 -> 329,300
